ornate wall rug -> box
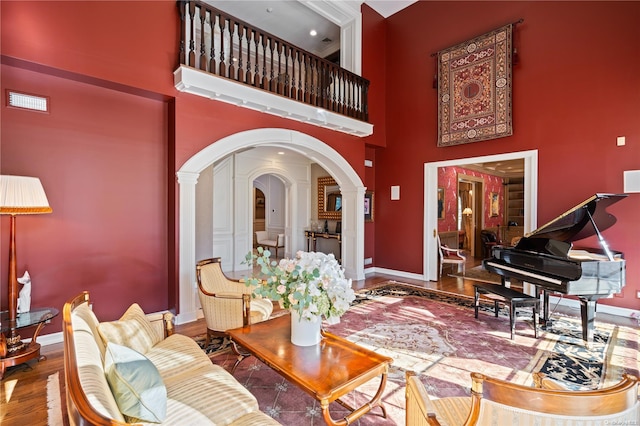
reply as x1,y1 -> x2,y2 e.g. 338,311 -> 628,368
437,23 -> 515,147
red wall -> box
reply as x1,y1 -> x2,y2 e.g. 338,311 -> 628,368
374,1 -> 640,309
437,167 -> 505,233
0,65 -> 169,323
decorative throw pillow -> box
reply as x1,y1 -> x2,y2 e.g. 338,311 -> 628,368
98,303 -> 160,354
104,342 -> 167,423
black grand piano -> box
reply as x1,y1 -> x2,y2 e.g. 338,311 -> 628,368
483,193 -> 627,344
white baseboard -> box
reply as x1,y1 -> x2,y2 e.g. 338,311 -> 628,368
25,331 -> 63,346
366,266 -> 426,281
547,294 -> 639,322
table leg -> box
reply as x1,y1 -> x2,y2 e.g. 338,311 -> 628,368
321,372 -> 388,426
229,339 -> 251,374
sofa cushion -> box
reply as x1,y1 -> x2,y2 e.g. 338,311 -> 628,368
104,342 -> 167,423
145,333 -> 213,381
160,364 -> 263,425
98,303 -> 161,354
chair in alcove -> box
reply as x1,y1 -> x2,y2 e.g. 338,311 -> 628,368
255,231 -> 285,258
438,234 -> 466,277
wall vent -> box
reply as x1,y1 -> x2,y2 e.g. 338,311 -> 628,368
7,91 -> 49,112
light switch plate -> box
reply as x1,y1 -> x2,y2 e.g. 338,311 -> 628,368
391,185 -> 400,200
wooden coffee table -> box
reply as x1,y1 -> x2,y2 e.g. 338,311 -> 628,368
227,314 -> 392,426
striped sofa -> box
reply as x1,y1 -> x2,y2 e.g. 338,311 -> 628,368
63,292 -> 280,425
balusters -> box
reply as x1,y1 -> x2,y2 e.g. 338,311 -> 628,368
337,69 -> 345,115
244,28 -> 252,85
253,31 -> 260,87
188,1 -> 196,67
285,46 -> 293,98
237,24 -> 245,83
261,35 -> 268,89
208,13 -> 216,73
177,1 -> 369,122
296,50 -> 303,101
178,1 -> 186,65
228,20 -> 236,79
303,53 -> 313,104
198,7 -> 207,71
362,82 -> 369,121
268,38 -> 275,91
218,14 -> 226,77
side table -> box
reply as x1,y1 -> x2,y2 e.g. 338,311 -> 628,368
1,307 -> 59,379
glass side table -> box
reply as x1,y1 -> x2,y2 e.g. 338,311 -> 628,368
0,307 -> 59,379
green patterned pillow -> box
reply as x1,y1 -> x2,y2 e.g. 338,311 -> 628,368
98,303 -> 160,354
104,342 -> 167,423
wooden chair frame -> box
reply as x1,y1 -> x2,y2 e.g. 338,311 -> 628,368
405,370 -> 640,425
437,234 -> 466,277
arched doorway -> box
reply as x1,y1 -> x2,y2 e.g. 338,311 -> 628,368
176,128 -> 365,323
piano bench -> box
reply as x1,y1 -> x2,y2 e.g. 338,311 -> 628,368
473,282 -> 540,340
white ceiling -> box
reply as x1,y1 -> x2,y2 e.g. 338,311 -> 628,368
208,1 -> 417,58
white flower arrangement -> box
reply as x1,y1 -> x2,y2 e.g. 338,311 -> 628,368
245,248 -> 355,324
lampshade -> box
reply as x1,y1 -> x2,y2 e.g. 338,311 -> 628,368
462,207 -> 473,215
0,175 -> 52,214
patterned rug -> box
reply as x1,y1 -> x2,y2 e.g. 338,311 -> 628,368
204,281 -> 639,425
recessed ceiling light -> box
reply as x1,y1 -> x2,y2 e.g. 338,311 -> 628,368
266,7 -> 273,13
310,29 -> 317,37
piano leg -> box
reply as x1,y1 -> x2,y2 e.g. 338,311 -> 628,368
580,298 -> 597,345
540,290 -> 551,329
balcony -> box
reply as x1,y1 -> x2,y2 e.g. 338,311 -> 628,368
174,0 -> 373,137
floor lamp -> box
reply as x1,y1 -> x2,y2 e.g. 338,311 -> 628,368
0,175 -> 52,350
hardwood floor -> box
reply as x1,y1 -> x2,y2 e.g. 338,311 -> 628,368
0,256 -> 634,425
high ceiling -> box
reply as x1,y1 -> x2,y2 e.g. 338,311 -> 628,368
206,1 -> 523,179
207,1 -> 417,58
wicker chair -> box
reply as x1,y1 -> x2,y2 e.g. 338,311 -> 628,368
405,370 -> 640,426
196,258 -> 273,347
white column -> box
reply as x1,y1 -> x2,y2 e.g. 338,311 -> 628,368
177,171 -> 199,324
341,186 -> 365,280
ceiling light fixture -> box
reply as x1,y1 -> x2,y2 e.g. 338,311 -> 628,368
309,29 -> 317,37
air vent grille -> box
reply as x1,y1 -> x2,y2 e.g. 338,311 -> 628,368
7,91 -> 49,112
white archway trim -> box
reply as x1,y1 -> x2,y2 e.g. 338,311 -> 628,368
177,128 -> 365,324
423,150 -> 538,281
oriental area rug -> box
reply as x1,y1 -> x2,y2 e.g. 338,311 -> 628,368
201,281 -> 639,425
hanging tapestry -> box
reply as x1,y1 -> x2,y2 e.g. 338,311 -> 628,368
437,23 -> 514,147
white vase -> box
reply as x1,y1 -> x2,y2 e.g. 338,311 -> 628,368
290,309 -> 322,346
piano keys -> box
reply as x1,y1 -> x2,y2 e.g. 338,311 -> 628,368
483,193 -> 627,344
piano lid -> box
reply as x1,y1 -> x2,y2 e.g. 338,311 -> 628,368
526,193 -> 628,242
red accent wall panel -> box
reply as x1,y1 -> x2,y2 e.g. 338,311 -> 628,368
1,1 -> 178,97
362,4 -> 387,148
1,65 -> 169,325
